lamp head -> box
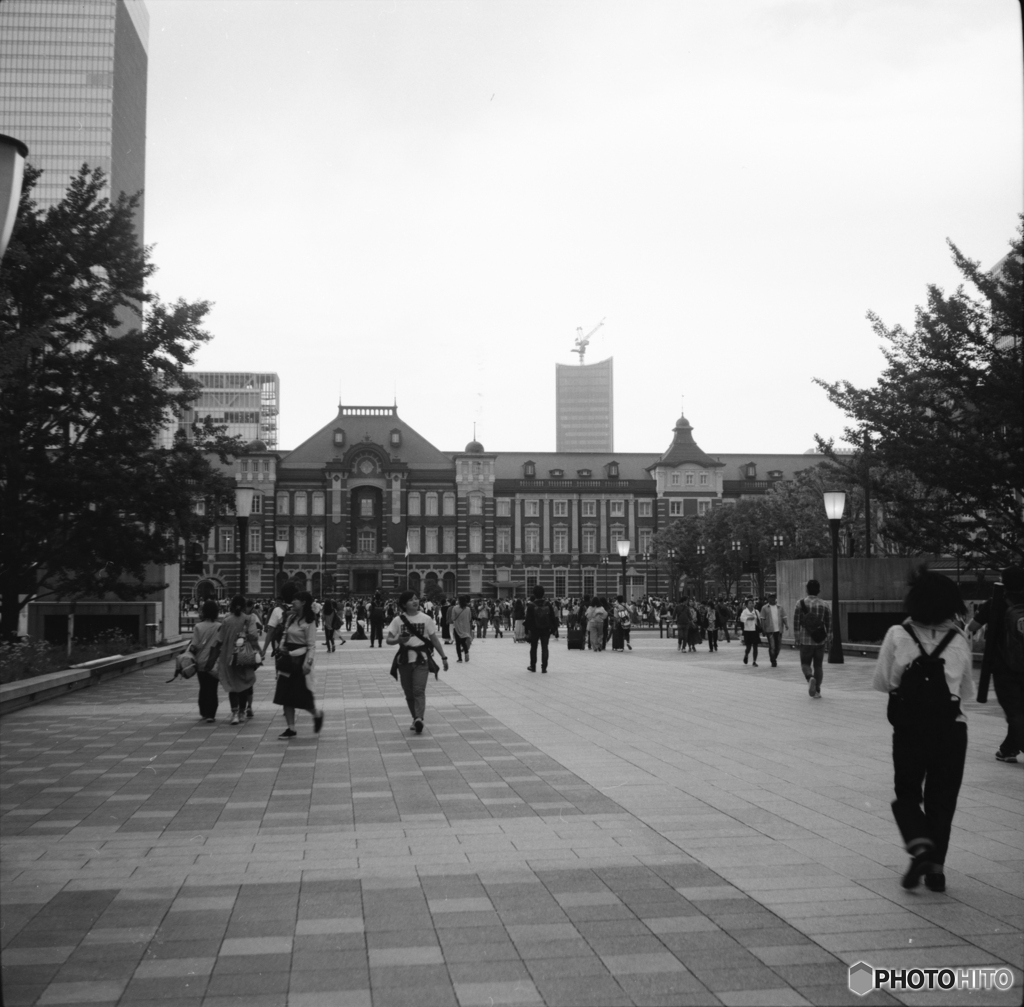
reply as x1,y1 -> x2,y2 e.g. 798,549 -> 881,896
823,491 -> 846,521
617,539 -> 630,558
274,540 -> 288,559
234,487 -> 256,518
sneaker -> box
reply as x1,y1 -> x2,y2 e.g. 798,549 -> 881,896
541,669 -> 547,673
808,677 -> 817,697
314,711 -> 324,734
743,655 -> 748,664
245,708 -> 254,719
901,847 -> 933,889
924,869 -> 946,892
278,728 -> 297,739
410,721 -> 417,731
528,666 -> 536,672
414,719 -> 424,734
995,751 -> 1020,763
205,718 -> 216,724
230,712 -> 240,725
752,661 -> 758,667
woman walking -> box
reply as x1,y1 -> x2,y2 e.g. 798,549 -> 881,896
214,595 -> 261,724
191,599 -> 222,723
873,569 -> 973,892
273,590 -> 324,739
387,591 -> 449,734
586,598 -> 607,652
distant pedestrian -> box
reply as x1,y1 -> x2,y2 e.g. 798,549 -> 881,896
513,597 -> 526,642
322,597 -> 343,652
793,579 -> 831,696
715,597 -> 732,644
387,591 -> 449,734
273,591 -> 324,739
740,598 -> 761,666
191,599 -> 222,723
873,568 -> 973,892
526,584 -> 559,672
369,594 -> 386,648
760,593 -> 787,667
675,599 -> 692,653
262,581 -> 298,660
585,597 -> 607,654
214,595 -> 261,725
344,600 -> 353,631
450,595 -> 473,663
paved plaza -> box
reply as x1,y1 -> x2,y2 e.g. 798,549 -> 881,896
1,630 -> 1021,1007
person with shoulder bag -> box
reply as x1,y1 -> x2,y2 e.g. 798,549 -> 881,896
873,568 -> 974,893
386,591 -> 449,734
190,599 -> 222,722
272,590 -> 324,739
212,594 -> 261,725
527,584 -> 559,671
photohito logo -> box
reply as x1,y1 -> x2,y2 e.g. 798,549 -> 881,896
848,962 -> 1015,996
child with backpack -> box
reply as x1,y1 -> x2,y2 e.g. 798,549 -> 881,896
873,568 -> 974,893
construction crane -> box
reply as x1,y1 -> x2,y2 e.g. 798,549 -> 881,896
571,318 -> 605,364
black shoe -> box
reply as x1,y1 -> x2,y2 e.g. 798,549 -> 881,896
245,707 -> 254,718
278,728 -> 297,739
414,719 -> 424,734
995,750 -> 1020,763
314,711 -> 324,734
902,847 -> 933,889
752,662 -> 758,667
541,669 -> 547,673
770,661 -> 777,667
528,666 -> 536,672
924,869 -> 946,892
743,655 -> 748,664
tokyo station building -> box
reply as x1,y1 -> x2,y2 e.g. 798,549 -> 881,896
186,403 -> 823,602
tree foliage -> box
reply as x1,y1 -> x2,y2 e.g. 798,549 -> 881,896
0,165 -> 241,638
815,221 -> 1024,566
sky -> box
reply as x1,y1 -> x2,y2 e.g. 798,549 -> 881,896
143,0 -> 1023,456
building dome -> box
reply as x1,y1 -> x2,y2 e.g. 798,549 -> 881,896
245,438 -> 268,452
464,439 -> 484,453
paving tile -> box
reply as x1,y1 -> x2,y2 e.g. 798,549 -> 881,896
37,979 -> 128,1003
453,980 -> 543,1006
219,936 -> 293,955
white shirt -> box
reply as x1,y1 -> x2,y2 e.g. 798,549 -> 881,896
387,612 -> 438,651
740,609 -> 759,631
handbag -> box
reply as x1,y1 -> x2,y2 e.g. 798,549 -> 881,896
167,647 -> 197,682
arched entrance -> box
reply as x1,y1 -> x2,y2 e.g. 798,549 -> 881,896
194,577 -> 225,602
292,571 -> 307,591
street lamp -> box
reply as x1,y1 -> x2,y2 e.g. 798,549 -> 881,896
274,539 -> 288,593
640,551 -> 650,599
731,540 -> 742,598
771,534 -> 784,595
600,556 -> 611,598
234,486 -> 256,598
696,544 -> 705,601
823,492 -> 846,664
617,539 -> 630,601
666,548 -> 677,601
0,134 -> 28,262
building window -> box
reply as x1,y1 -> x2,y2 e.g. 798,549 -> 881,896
744,462 -> 757,479
250,494 -> 262,514
496,527 -> 511,553
524,526 -> 540,553
311,492 -> 324,515
768,469 -> 783,480
357,529 -> 376,553
554,571 -> 567,597
583,572 -> 595,597
469,525 -> 483,553
443,571 -> 456,595
443,492 -> 455,516
685,473 -> 695,486
577,468 -> 592,478
549,468 -> 564,477
276,527 -> 288,542
425,527 -> 439,554
639,528 -> 653,553
610,524 -> 625,547
496,498 -> 510,517
219,528 -> 233,554
425,493 -> 438,516
582,500 -> 596,517
582,527 -> 597,553
333,428 -> 345,446
525,500 -> 539,517
473,460 -> 483,480
523,461 -> 536,478
408,493 -> 421,516
262,460 -> 270,473
699,473 -> 709,486
443,527 -> 456,553
294,527 -> 308,553
241,459 -> 249,473
390,429 -> 402,447
468,493 -> 483,516
526,568 -> 540,589
671,472 -> 681,487
294,492 -> 308,516
194,500 -> 206,516
357,497 -> 372,518
698,499 -> 712,515
313,528 -> 324,553
469,567 -> 483,594
669,500 -> 683,516
610,500 -> 624,517
553,500 -> 568,517
607,462 -> 619,478
638,500 -> 652,517
248,527 -> 261,553
277,492 -> 289,515
553,526 -> 568,553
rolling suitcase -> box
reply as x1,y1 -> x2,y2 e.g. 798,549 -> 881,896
567,628 -> 585,650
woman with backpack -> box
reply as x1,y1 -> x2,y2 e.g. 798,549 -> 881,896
191,599 -> 222,723
213,594 -> 261,725
386,591 -> 449,733
873,568 -> 974,893
273,590 -> 324,739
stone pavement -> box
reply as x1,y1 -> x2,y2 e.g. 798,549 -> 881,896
1,629 -> 1020,1007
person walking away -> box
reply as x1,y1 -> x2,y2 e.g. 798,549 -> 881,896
873,568 -> 973,892
191,599 -> 222,722
793,579 -> 831,696
610,595 -> 626,652
273,591 -> 324,738
344,600 -> 353,631
440,599 -> 452,642
585,597 -> 607,654
740,598 -> 761,666
967,565 -> 1024,763
715,597 -> 732,644
491,603 -> 504,638
450,595 -> 473,663
321,597 -> 337,653
615,596 -> 633,651
387,591 -> 449,733
687,599 -> 700,652
513,597 -> 526,642
263,582 -> 298,660
676,599 -> 692,653
526,584 -> 558,672
760,593 -> 788,667
705,603 -> 719,652
352,600 -> 368,640
369,594 -> 386,648
213,595 -> 261,724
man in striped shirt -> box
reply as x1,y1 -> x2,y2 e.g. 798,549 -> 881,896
792,579 -> 832,698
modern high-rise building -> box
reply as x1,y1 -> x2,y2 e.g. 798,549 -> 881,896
0,0 -> 149,233
555,356 -> 614,452
180,372 -> 282,449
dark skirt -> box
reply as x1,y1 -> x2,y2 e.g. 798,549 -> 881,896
272,657 -> 316,712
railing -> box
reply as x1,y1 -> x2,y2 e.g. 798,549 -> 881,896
339,406 -> 397,417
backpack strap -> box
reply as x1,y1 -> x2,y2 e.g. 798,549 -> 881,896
904,624 -> 958,660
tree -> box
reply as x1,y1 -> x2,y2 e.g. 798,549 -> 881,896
815,221 -> 1023,567
0,165 -> 241,639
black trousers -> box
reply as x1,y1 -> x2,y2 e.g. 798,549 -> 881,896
369,623 -> 383,647
891,721 -> 967,865
454,634 -> 471,661
197,672 -> 219,719
707,627 -> 718,650
529,632 -> 549,671
743,630 -> 759,661
993,668 -> 1024,756
229,686 -> 253,713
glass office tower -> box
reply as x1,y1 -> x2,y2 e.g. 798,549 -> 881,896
0,0 -> 148,233
555,357 -> 615,452
181,373 -> 282,450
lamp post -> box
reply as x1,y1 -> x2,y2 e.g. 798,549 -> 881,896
617,539 -> 630,601
771,534 -> 784,595
731,539 -> 742,598
666,548 -> 677,601
274,539 -> 288,593
600,556 -> 611,598
641,551 -> 650,599
0,134 -> 28,263
234,487 -> 256,598
696,544 -> 705,601
823,492 -> 846,664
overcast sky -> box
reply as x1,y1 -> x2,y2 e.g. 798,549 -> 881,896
144,0 -> 1022,455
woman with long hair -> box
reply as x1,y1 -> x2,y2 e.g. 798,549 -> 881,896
192,598 -> 222,723
213,594 -> 260,725
386,591 -> 449,734
272,590 -> 324,739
